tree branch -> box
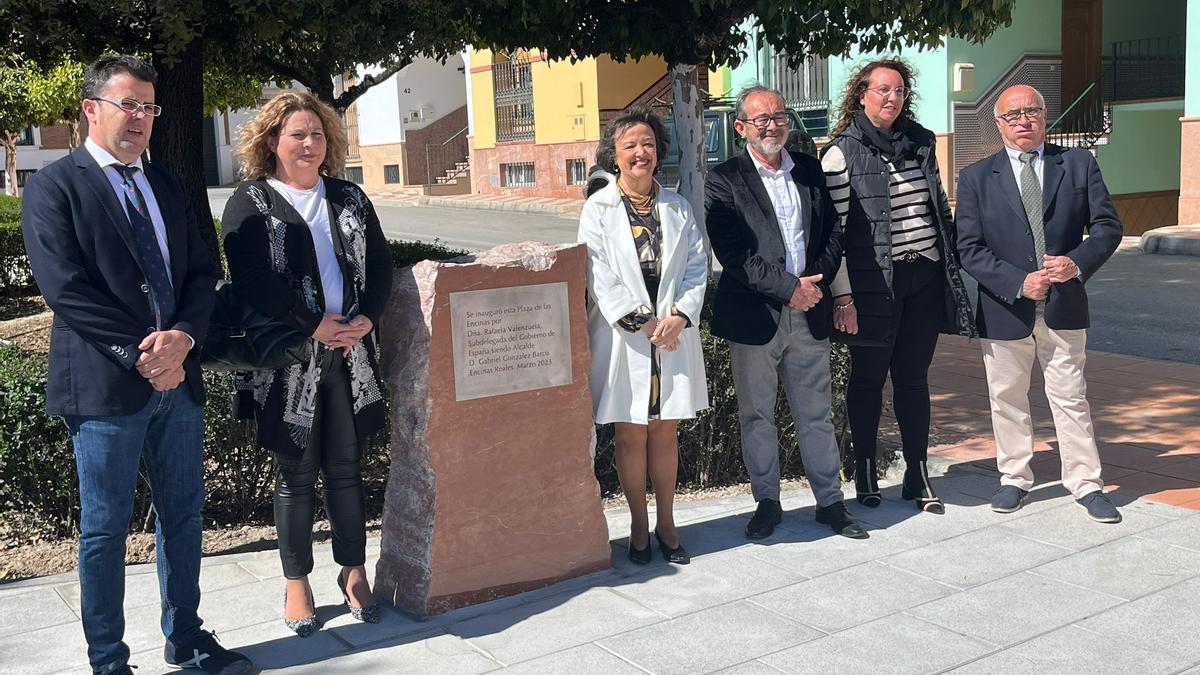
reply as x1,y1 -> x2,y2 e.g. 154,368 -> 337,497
334,57 -> 414,111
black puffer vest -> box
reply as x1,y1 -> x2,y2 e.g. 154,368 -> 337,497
822,122 -> 975,346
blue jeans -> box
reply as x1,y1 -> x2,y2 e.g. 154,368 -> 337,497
65,387 -> 206,674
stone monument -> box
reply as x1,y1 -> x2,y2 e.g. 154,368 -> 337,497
375,242 -> 611,617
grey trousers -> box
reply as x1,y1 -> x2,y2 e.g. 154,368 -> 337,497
729,307 -> 843,507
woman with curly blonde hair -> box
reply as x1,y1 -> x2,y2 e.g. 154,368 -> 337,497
222,90 -> 392,635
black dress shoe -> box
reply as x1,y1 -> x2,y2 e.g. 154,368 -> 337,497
654,530 -> 691,564
745,498 -> 782,540
164,630 -> 254,674
627,538 -> 652,565
991,485 -> 1030,513
901,461 -> 945,514
815,501 -> 869,539
855,455 -> 882,507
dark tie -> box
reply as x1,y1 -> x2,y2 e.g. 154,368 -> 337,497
1018,151 -> 1046,269
117,165 -> 175,328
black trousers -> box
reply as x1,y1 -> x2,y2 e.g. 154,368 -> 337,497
274,350 -> 366,579
848,256 -> 945,468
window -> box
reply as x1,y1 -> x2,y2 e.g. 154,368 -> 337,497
15,127 -> 34,146
501,162 -> 536,187
493,51 -> 535,142
566,158 -> 588,186
383,164 -> 401,184
343,166 -> 364,184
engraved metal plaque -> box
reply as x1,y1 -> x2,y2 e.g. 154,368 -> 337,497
450,282 -> 572,401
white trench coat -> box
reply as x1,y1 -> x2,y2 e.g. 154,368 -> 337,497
578,180 -> 709,425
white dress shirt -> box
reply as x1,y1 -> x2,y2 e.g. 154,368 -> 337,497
84,138 -> 173,284
748,149 -> 806,276
1005,143 -> 1045,191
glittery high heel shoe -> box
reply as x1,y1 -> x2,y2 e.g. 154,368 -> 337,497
283,585 -> 319,637
338,569 -> 381,624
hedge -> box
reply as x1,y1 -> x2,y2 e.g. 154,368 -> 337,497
1,233 -> 852,543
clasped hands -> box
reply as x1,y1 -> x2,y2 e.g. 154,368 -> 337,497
313,313 -> 374,355
639,315 -> 687,352
135,329 -> 191,391
788,273 -> 824,311
1022,255 -> 1078,301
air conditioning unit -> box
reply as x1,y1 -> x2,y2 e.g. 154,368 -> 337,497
406,106 -> 434,124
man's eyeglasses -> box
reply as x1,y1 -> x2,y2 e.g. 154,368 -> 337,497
739,113 -> 790,129
996,107 -> 1044,124
88,97 -> 163,117
866,85 -> 911,100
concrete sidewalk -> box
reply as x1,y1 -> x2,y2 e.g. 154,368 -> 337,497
3,336 -> 1200,674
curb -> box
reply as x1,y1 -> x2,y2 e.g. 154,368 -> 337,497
1139,225 -> 1200,256
416,195 -> 582,219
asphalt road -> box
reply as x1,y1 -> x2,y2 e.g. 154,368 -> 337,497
208,188 -> 1200,364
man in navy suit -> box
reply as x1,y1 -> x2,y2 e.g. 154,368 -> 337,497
706,86 -> 866,541
21,55 -> 251,675
956,84 -> 1123,523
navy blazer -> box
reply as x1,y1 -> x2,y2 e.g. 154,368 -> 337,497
955,144 -> 1122,341
20,147 -> 216,416
705,149 -> 843,345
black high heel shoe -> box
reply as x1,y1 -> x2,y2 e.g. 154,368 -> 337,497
338,569 -> 382,624
901,461 -> 945,514
627,536 -> 652,565
855,455 -> 882,508
654,530 -> 690,565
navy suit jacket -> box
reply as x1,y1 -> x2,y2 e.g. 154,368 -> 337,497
955,144 -> 1122,341
705,150 -> 843,345
20,147 -> 216,416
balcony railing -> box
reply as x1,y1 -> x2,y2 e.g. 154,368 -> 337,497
1103,34 -> 1185,102
426,126 -> 470,185
494,55 -> 535,143
1047,77 -> 1112,150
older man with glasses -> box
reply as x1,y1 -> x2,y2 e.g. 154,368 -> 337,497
956,84 -> 1124,523
705,85 -> 867,541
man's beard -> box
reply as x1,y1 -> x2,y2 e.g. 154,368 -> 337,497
749,135 -> 784,157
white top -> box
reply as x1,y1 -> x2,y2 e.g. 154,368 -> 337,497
1005,143 -> 1045,190
822,144 -> 940,297
84,138 -> 172,285
267,177 -> 344,315
748,149 -> 807,276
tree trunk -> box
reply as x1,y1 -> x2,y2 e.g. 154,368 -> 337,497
67,118 -> 80,150
151,39 -> 221,271
2,133 -> 18,197
670,63 -> 706,239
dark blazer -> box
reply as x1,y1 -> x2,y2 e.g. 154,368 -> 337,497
956,143 -> 1122,340
20,146 -> 216,416
705,149 -> 842,345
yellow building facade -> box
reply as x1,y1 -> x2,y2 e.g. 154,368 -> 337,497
468,48 -> 670,199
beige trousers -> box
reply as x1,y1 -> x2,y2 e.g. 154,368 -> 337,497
980,308 -> 1104,499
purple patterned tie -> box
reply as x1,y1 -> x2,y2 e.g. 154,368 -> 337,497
117,165 -> 175,329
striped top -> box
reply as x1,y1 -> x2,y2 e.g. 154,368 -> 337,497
822,144 -> 940,296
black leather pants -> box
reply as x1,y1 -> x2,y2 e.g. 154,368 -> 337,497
848,256 -> 945,466
274,350 -> 366,579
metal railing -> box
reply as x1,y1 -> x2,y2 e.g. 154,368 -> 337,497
425,126 -> 470,185
1047,76 -> 1112,150
1105,34 -> 1185,102
493,55 -> 535,142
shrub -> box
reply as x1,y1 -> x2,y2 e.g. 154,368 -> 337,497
0,195 -> 20,222
1,220 -> 35,294
388,239 -> 471,268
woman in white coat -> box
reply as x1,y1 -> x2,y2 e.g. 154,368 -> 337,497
578,106 -> 709,565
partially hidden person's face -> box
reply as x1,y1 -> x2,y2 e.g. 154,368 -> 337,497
82,73 -> 155,165
615,123 -> 657,182
858,67 -> 907,130
268,109 -> 327,180
995,86 -> 1047,153
735,92 -> 788,160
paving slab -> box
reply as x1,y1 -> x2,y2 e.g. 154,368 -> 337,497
995,501 -> 1170,551
1134,511 -> 1200,552
0,586 -> 78,639
1076,577 -> 1200,662
946,624 -> 1188,674
750,560 -> 956,633
1031,535 -> 1200,600
270,630 -> 499,675
884,527 -> 1070,589
499,643 -> 642,675
598,599 -> 820,675
759,613 -> 994,674
907,571 -> 1123,646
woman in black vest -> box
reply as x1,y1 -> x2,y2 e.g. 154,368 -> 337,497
223,91 -> 392,635
820,59 -> 974,513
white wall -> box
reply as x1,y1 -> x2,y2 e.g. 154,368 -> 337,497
356,54 -> 468,146
213,107 -> 259,184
